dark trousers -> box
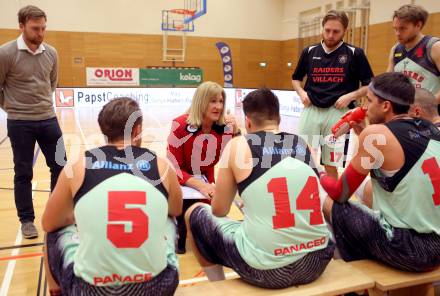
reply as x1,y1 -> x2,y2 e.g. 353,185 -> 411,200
7,117 -> 66,223
176,199 -> 207,248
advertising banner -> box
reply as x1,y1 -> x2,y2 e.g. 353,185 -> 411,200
139,68 -> 203,86
53,87 -> 302,117
229,89 -> 302,117
86,67 -> 139,86
215,42 -> 234,88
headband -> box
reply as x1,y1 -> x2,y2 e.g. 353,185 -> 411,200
368,82 -> 411,106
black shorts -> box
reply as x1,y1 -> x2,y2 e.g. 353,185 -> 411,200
46,225 -> 179,296
189,205 -> 335,289
332,201 -> 440,272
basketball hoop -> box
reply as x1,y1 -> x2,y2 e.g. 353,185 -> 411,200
170,9 -> 195,16
161,8 -> 196,32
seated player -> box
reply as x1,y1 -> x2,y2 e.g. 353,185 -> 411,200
167,81 -> 240,253
320,72 -> 440,272
42,97 -> 182,295
185,88 -> 334,289
409,88 -> 440,128
354,87 -> 440,208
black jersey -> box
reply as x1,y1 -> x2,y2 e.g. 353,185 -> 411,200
292,42 -> 373,108
237,131 -> 317,194
74,145 -> 168,205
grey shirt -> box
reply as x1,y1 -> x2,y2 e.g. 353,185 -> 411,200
0,35 -> 58,120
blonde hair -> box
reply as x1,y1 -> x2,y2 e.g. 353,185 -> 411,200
187,81 -> 226,127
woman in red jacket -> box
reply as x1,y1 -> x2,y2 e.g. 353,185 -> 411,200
167,81 -> 240,253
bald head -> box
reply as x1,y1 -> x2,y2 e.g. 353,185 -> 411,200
409,88 -> 439,120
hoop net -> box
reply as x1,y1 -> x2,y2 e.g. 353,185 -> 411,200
162,9 -> 195,32
169,9 -> 195,16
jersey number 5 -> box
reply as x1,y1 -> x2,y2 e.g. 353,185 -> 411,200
107,191 -> 149,248
267,176 -> 324,229
422,157 -> 440,206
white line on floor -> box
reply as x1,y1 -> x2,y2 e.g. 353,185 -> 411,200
0,182 -> 37,296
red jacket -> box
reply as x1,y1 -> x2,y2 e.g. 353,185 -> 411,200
167,114 -> 233,185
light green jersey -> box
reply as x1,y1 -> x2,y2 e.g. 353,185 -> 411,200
373,140 -> 440,236
73,173 -> 173,286
235,157 -> 330,270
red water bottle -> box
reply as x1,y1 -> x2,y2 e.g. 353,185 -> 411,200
332,107 -> 366,138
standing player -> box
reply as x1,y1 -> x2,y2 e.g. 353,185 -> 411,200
292,10 -> 374,179
0,5 -> 65,238
387,4 -> 440,115
185,89 -> 334,288
320,72 -> 440,272
42,98 -> 182,295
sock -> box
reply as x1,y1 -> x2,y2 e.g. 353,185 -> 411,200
203,265 -> 225,281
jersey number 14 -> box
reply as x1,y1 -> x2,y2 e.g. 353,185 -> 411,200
267,176 -> 324,229
422,157 -> 440,206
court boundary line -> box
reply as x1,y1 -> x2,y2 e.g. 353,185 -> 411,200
0,146 -> 40,296
0,252 -> 43,261
0,136 -> 7,147
33,147 -> 41,166
36,256 -> 44,296
0,242 -> 44,251
0,229 -> 22,296
75,110 -> 91,150
0,181 -> 37,296
0,187 -> 50,193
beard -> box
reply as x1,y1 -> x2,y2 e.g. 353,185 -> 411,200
368,113 -> 385,125
403,35 -> 417,44
322,36 -> 343,49
399,33 -> 418,45
23,32 -> 43,46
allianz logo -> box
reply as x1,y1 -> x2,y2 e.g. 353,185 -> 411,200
180,73 -> 202,82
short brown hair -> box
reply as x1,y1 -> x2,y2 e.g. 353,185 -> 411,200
18,5 -> 47,24
393,4 -> 428,28
242,88 -> 280,126
322,10 -> 349,29
98,97 -> 142,142
371,72 -> 414,114
414,88 -> 439,117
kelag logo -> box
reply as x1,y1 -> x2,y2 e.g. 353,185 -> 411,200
55,89 -> 74,107
139,68 -> 203,86
179,72 -> 202,82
